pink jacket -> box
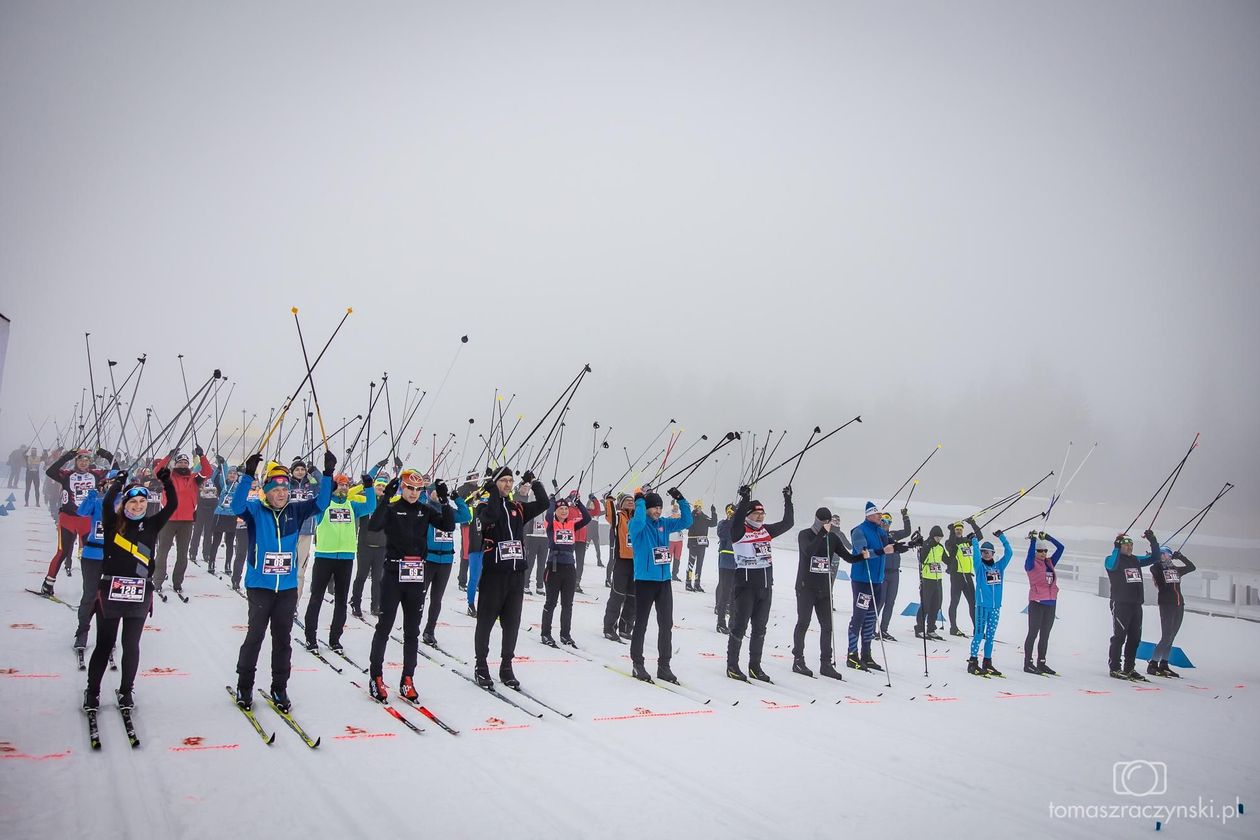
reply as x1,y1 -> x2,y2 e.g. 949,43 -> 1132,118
1025,535 -> 1064,603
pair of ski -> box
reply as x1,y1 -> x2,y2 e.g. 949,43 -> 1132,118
225,686 -> 320,747
353,681 -> 461,736
409,637 -> 571,719
24,588 -> 75,612
84,691 -> 139,750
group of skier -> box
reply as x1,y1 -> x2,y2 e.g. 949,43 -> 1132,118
25,440 -> 1203,724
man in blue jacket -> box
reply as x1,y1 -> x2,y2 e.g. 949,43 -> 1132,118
848,502 -> 914,671
629,487 -> 692,684
232,451 -> 334,712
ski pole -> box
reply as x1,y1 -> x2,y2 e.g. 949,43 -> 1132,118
1164,482 -> 1233,543
883,444 -> 941,510
504,364 -> 591,467
1042,442 -> 1098,528
1175,483 -> 1234,553
978,469 -> 1055,531
84,333 -> 103,448
786,426 -> 821,487
1148,435 -> 1199,531
663,433 -> 741,490
750,416 -> 863,486
1122,433 -> 1199,535
256,308 -> 353,454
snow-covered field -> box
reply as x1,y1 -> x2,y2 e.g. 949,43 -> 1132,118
1,501 -> 1256,839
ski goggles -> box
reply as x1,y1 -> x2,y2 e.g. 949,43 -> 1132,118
123,486 -> 150,500
1117,536 -> 1134,546
880,513 -> 893,525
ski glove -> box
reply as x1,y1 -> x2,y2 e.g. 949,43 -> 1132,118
243,453 -> 263,477
323,450 -> 337,475
667,487 -> 682,501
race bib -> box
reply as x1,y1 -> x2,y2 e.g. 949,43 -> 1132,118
433,529 -> 455,544
92,520 -> 105,542
329,508 -> 352,524
927,562 -> 943,575
960,544 -> 973,557
554,530 -> 574,546
70,476 -> 95,505
856,592 -> 872,610
399,559 -> 424,583
809,556 -> 830,574
108,576 -> 146,603
652,546 -> 671,566
695,537 -> 709,547
498,540 -> 524,562
1163,569 -> 1180,584
985,569 -> 1000,585
235,518 -> 246,530
262,551 -> 293,575
1046,571 -> 1055,585
753,542 -> 772,560
1123,567 -> 1141,584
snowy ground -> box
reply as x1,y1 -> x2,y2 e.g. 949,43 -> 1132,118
1,502 -> 1256,839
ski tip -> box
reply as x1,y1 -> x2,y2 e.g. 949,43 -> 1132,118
267,732 -> 277,744
310,738 -> 321,748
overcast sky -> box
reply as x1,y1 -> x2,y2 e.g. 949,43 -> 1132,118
2,1 -> 1257,537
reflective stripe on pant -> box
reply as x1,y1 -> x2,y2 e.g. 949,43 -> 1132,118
1108,601 -> 1144,671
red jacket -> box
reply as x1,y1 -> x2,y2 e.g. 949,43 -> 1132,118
153,454 -> 213,522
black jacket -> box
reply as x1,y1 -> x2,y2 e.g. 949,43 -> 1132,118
369,494 -> 455,561
797,525 -> 863,588
478,480 -> 549,574
100,472 -> 178,581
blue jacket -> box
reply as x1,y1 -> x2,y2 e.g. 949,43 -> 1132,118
973,534 -> 1012,609
232,473 -> 332,591
426,494 -> 472,564
630,497 -> 693,581
850,519 -> 891,584
76,490 -> 106,561
213,468 -> 241,516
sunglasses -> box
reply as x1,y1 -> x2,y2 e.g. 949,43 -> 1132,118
1035,549 -> 1048,554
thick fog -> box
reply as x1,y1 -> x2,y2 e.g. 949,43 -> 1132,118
2,2 -> 1257,545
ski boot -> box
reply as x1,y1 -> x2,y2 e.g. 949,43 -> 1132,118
861,655 -> 883,672
303,638 -> 318,653
499,667 -> 520,690
1036,661 -> 1057,676
604,630 -> 625,643
685,582 -> 695,592
881,631 -> 898,642
368,675 -> 389,702
270,686 -> 291,713
540,634 -> 559,648
716,623 -> 730,635
748,663 -> 773,683
632,661 -> 654,683
950,628 -> 967,638
1024,660 -> 1040,675
726,663 -> 749,682
982,658 -> 1002,677
422,631 -> 437,647
40,576 -> 55,596
967,657 -> 984,676
792,656 -> 814,678
819,661 -> 844,681
846,652 -> 868,671
83,689 -> 100,711
927,631 -> 945,641
1146,660 -> 1165,677
560,635 -> 578,648
457,583 -> 467,592
1125,669 -> 1150,683
1161,660 -> 1181,678
466,605 -> 477,618
399,676 -> 419,703
474,664 -> 494,689
351,604 -> 363,619
1109,668 -> 1131,680
116,689 -> 135,711
235,685 -> 253,710
914,629 -> 926,640
575,585 -> 584,595
657,664 -> 679,684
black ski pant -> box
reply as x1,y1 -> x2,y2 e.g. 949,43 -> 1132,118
525,537 -> 547,590
948,571 -> 976,632
880,567 -> 900,633
304,558 -> 353,647
474,570 -> 525,672
25,470 -> 40,505
687,542 -> 707,586
574,541 -> 587,587
603,558 -> 636,635
75,557 -> 104,648
727,576 -> 772,669
369,562 -> 427,680
630,579 -> 673,668
208,516 -> 237,571
541,563 -> 577,638
1108,601 -> 1143,671
236,587 -> 299,692
230,530 -> 249,588
87,613 -> 144,696
1153,602 -> 1184,663
916,578 -> 944,634
792,581 -> 834,665
191,507 -> 216,563
715,567 -> 735,627
422,561 -> 454,635
352,542 -> 386,614
458,554 -> 469,588
1024,600 -> 1056,663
